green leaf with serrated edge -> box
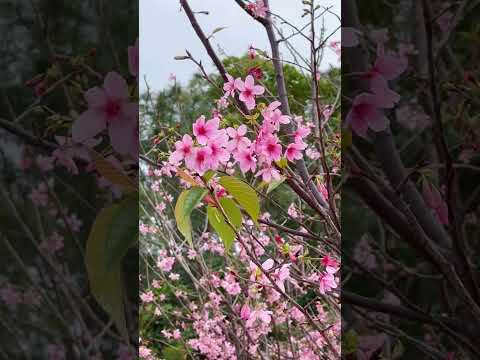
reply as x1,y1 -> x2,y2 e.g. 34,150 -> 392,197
266,177 -> 285,194
105,194 -> 139,270
174,188 -> 207,246
207,205 -> 236,253
219,176 -> 260,224
85,205 -> 127,338
219,197 -> 242,229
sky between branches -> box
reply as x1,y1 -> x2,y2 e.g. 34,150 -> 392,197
140,0 -> 341,91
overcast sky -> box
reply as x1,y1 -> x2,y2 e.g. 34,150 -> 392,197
140,0 -> 340,91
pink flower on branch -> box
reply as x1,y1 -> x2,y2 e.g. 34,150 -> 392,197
223,74 -> 237,97
345,93 -> 392,138
234,146 -> 257,174
193,116 -> 220,145
226,125 -> 251,152
72,71 -> 137,156
247,0 -> 268,18
169,134 -> 194,165
285,141 -> 306,162
235,75 -> 265,110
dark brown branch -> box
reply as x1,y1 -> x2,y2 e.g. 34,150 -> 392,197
179,0 -> 249,115
0,117 -> 56,150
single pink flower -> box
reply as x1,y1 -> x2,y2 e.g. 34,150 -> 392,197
256,165 -> 281,183
247,0 -> 268,18
157,257 -> 175,272
169,134 -> 194,164
234,146 -> 257,174
193,116 -> 220,145
273,264 -> 290,292
260,134 -> 282,163
140,291 -> 154,303
285,141 -> 306,162
235,75 -> 265,110
226,125 -> 251,151
221,273 -> 242,295
186,146 -> 212,175
322,254 -> 339,274
223,74 -> 237,97
240,303 -> 251,320
293,124 -> 311,144
206,133 -> 230,169
345,93 -> 391,138
319,272 -> 337,294
72,72 -> 137,155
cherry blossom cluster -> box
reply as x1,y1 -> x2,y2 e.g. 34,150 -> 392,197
343,28 -> 409,137
168,74 -> 313,183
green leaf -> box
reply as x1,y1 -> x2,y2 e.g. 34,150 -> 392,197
92,151 -> 137,193
174,187 -> 207,246
342,329 -> 358,354
105,194 -> 139,269
219,197 -> 242,229
207,205 -> 236,253
266,177 -> 285,194
208,26 -> 228,39
219,176 -> 260,224
162,344 -> 187,360
275,158 -> 288,169
203,170 -> 216,183
85,205 -> 127,338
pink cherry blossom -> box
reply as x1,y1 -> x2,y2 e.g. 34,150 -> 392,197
259,134 -> 282,163
139,346 -> 152,359
186,146 -> 212,175
206,133 -> 230,169
293,124 -> 311,144
223,74 -> 236,97
240,303 -> 251,320
248,45 -> 257,59
285,141 -> 306,162
345,93 -> 391,138
234,146 -> 257,174
319,272 -> 337,294
193,116 -> 220,145
342,27 -> 361,47
247,0 -> 267,18
235,75 -> 265,110
273,264 -> 291,292
169,134 -> 194,164
140,291 -> 154,303
226,125 -> 251,151
221,273 -> 242,295
157,256 -> 175,272
256,165 -> 281,183
72,71 -> 137,155
322,254 -> 339,274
